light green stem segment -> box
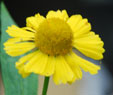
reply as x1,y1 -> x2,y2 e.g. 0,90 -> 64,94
42,77 -> 50,95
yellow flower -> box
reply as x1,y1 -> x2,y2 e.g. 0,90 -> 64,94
4,10 -> 105,85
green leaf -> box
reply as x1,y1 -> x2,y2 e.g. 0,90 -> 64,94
1,2 -> 38,95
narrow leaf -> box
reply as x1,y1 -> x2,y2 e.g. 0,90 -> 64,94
1,2 -> 38,95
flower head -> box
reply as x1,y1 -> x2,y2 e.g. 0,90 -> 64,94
4,10 -> 105,84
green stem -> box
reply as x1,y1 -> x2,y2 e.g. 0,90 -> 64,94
42,77 -> 50,95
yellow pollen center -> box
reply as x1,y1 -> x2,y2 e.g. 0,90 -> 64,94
35,18 -> 73,56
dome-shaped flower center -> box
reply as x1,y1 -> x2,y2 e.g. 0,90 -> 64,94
35,18 -> 73,56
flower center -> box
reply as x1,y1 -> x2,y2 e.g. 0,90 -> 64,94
35,18 -> 73,56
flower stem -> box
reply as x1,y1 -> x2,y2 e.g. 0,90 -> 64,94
42,77 -> 50,95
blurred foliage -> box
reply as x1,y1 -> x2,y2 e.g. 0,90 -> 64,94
1,2 -> 38,95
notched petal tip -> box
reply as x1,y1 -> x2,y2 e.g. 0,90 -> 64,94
26,13 -> 45,30
46,9 -> 69,21
72,31 -> 105,60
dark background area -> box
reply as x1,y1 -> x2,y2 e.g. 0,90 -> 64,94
3,0 -> 113,75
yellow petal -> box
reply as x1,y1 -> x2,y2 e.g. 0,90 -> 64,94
16,51 -> 38,78
43,56 -> 55,76
73,32 -> 105,60
24,51 -> 53,76
53,56 -> 74,85
22,27 -> 36,33
6,25 -> 35,38
17,65 -> 30,78
24,51 -> 47,74
65,51 -> 100,76
26,13 -> 45,31
4,39 -> 36,56
4,37 -> 34,47
64,52 -> 82,83
67,15 -> 91,38
46,10 -> 69,21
